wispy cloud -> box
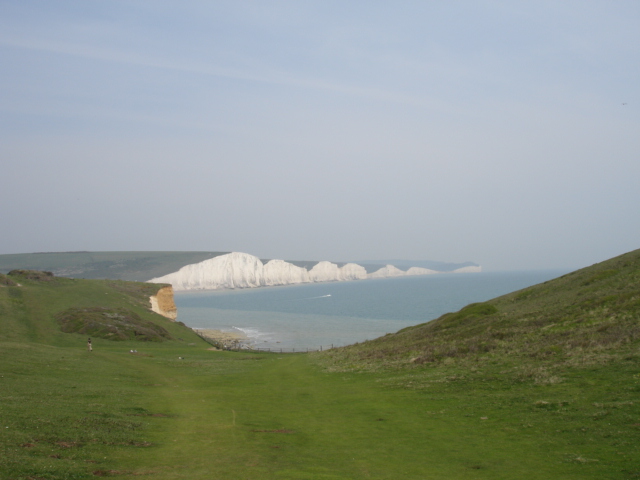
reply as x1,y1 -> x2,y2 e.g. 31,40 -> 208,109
0,34 -> 429,108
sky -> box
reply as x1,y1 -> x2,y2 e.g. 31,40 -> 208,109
1,1 -> 639,271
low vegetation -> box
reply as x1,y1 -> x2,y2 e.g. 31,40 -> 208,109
1,251 -> 639,479
56,307 -> 172,341
0,273 -> 18,286
8,269 -> 56,281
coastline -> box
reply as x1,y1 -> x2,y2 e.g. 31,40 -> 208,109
175,271 -> 567,350
192,328 -> 249,349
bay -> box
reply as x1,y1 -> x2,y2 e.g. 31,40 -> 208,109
175,270 -> 567,350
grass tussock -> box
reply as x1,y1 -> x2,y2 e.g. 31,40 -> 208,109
0,273 -> 18,286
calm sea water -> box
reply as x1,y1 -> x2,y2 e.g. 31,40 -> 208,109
175,270 -> 567,350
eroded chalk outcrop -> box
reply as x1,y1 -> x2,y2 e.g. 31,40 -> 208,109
150,285 -> 178,320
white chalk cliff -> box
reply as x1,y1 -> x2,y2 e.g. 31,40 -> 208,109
148,252 -> 479,291
367,264 -> 407,279
308,261 -> 368,282
406,266 -> 440,276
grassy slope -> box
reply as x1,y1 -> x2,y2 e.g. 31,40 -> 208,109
319,248 -> 640,370
312,249 -> 640,477
1,251 -> 639,479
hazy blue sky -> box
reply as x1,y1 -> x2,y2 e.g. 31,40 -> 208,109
1,1 -> 639,271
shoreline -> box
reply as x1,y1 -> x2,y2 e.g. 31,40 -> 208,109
192,328 -> 250,349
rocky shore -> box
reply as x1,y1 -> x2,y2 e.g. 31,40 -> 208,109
192,328 -> 249,349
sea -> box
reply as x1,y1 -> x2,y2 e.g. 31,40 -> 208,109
174,270 -> 568,351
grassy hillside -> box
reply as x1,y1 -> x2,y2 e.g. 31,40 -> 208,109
0,270 -> 212,479
1,251 -> 639,479
0,270 -> 201,346
318,248 -> 640,371
311,249 -> 640,478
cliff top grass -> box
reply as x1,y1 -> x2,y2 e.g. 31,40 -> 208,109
1,251 -> 639,479
0,270 -> 194,346
2,270 -> 173,342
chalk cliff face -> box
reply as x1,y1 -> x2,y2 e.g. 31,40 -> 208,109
405,266 -> 439,276
149,252 -> 372,291
263,259 -> 310,286
308,261 -> 368,282
340,263 -> 369,281
148,252 -> 479,291
152,252 -> 263,290
367,265 -> 408,279
149,285 -> 178,320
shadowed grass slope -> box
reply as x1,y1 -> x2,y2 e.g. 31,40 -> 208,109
55,307 -> 173,342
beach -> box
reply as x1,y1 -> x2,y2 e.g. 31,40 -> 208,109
192,328 -> 248,349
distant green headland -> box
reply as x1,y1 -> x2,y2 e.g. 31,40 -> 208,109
0,251 -> 227,281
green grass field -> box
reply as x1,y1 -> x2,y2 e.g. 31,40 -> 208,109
1,252 -> 639,479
